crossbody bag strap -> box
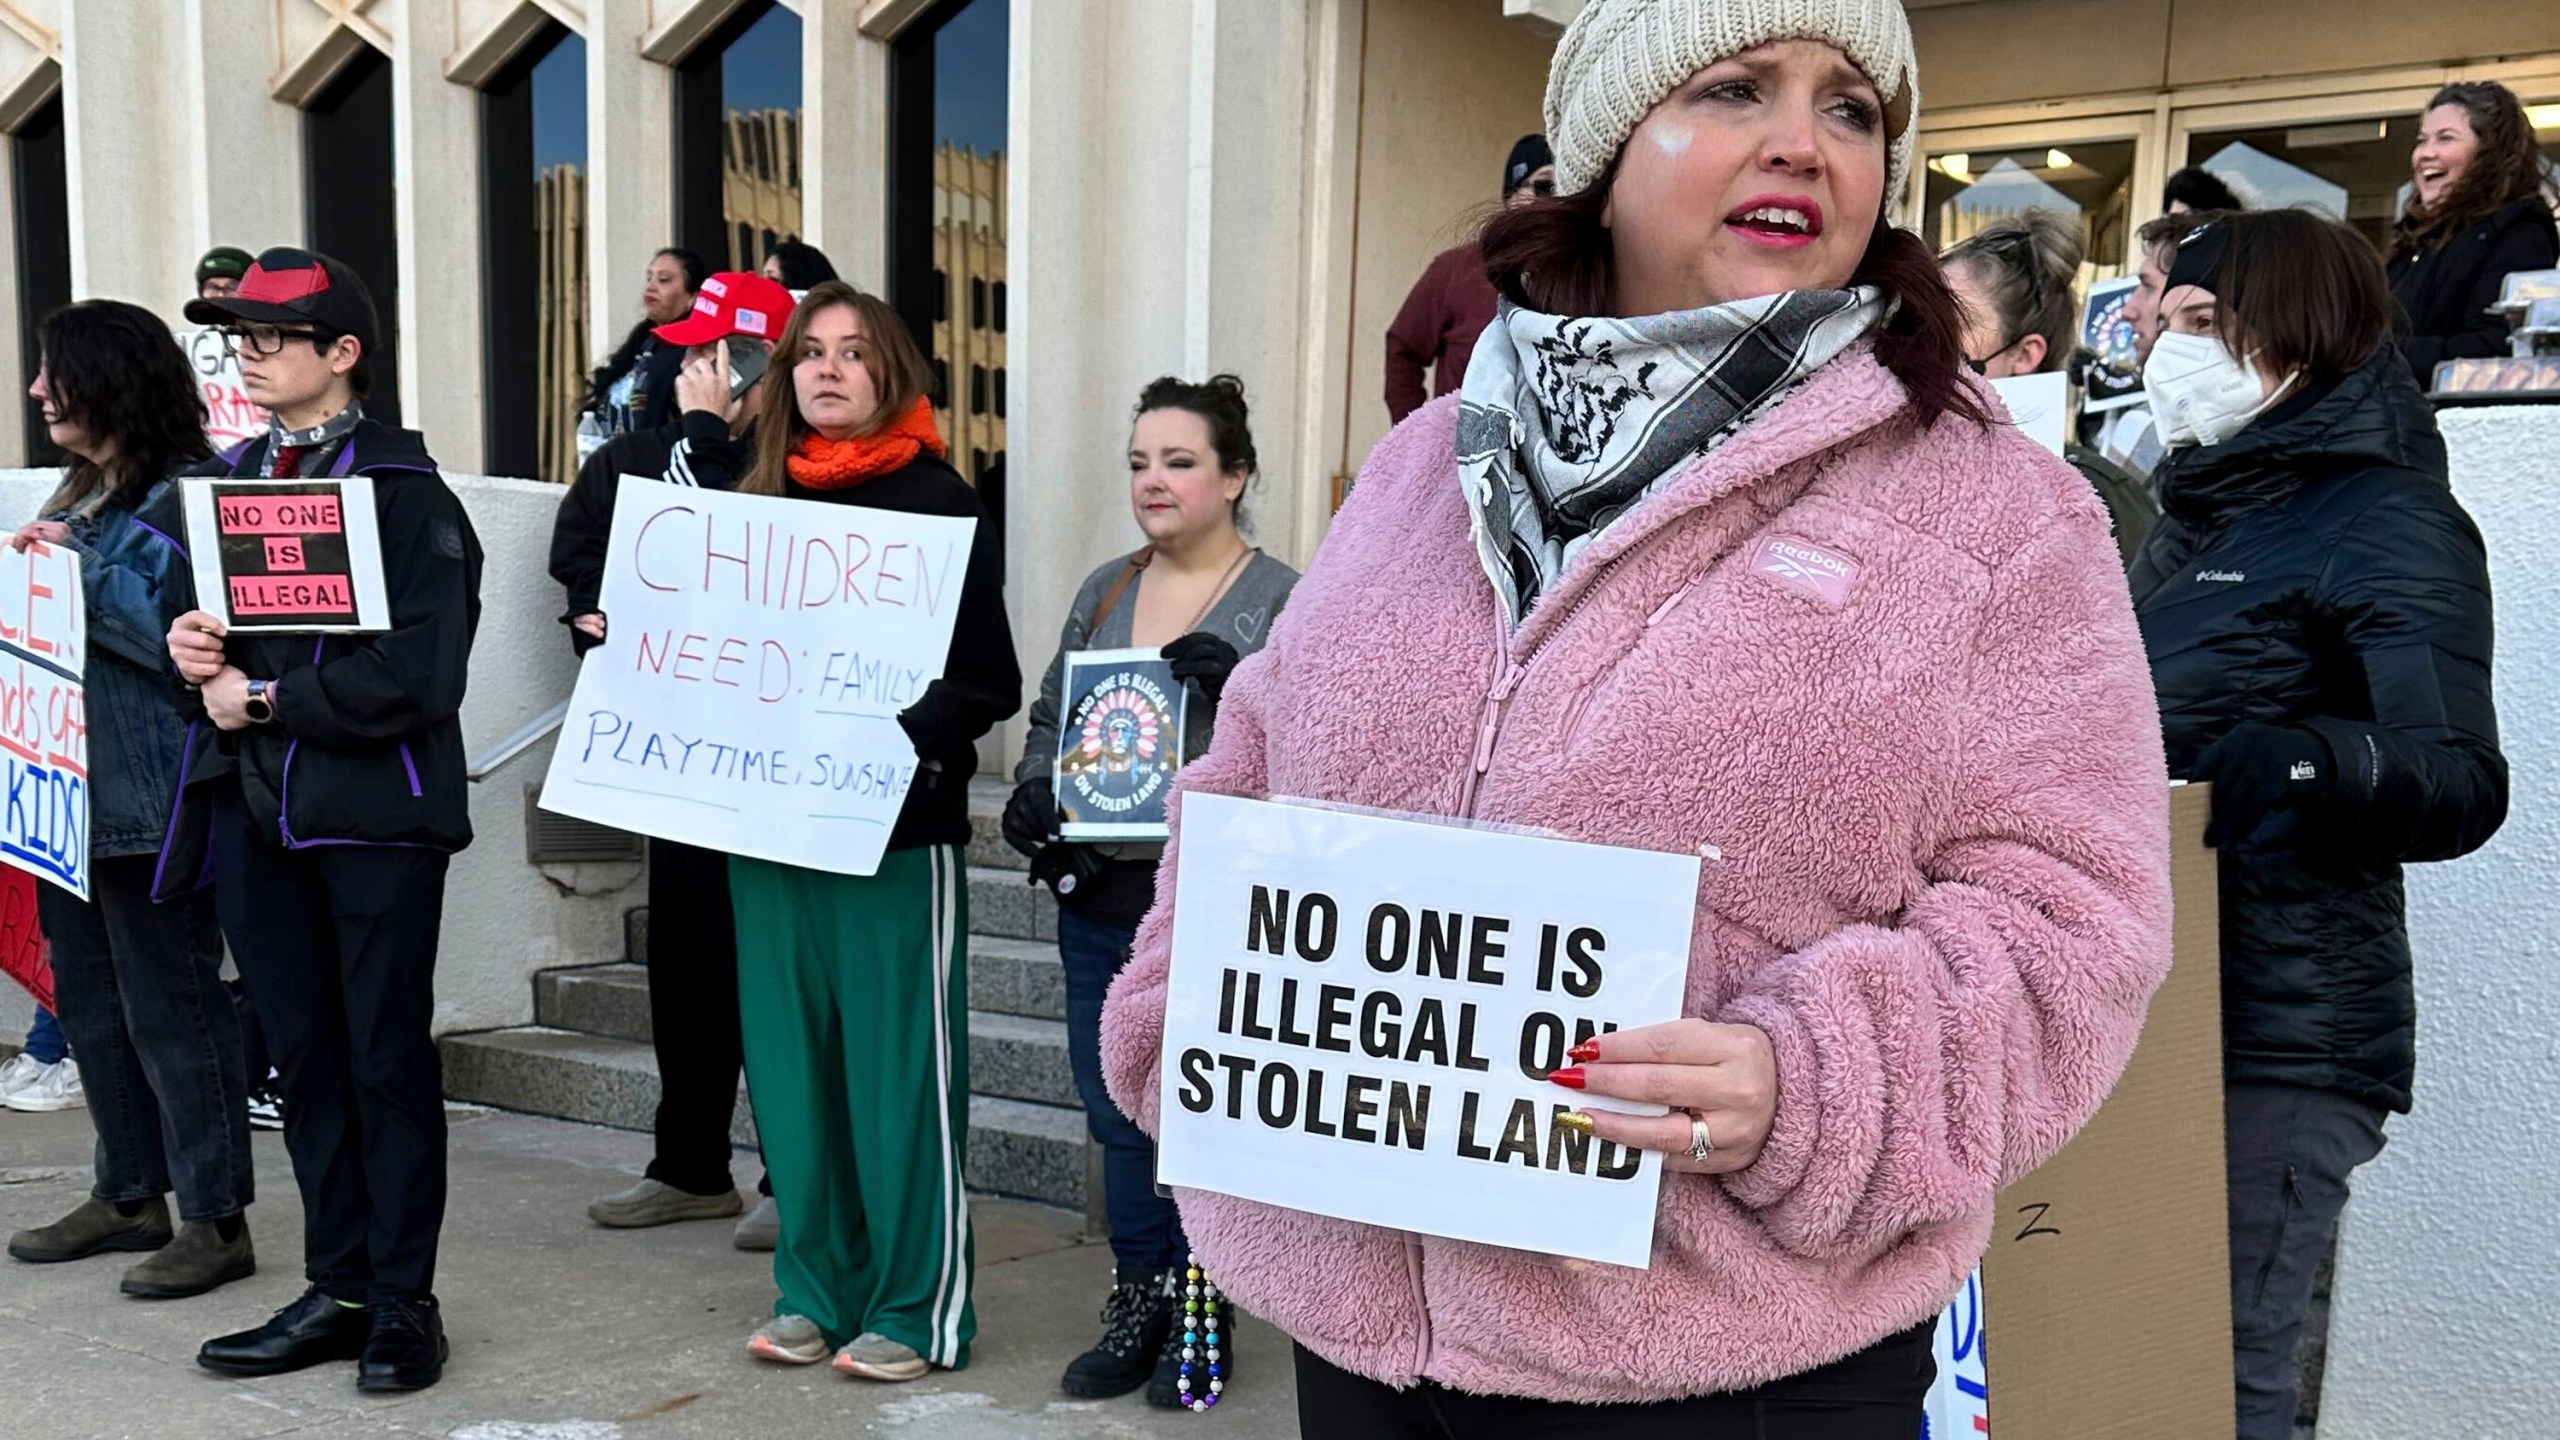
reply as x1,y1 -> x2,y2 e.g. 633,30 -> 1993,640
1083,547 -> 1153,636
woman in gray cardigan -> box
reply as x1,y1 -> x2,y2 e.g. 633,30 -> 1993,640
1003,375 -> 1296,1408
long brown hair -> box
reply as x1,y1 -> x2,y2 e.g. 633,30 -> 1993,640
1479,160 -> 1989,429
39,300 -> 213,515
2392,82 -> 2558,261
742,281 -> 937,496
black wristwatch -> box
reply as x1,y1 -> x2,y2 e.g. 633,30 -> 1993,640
243,678 -> 276,725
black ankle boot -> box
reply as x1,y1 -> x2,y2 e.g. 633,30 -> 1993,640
1060,1265 -> 1174,1398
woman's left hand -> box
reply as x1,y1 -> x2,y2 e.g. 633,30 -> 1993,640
1551,1019 -> 1779,1175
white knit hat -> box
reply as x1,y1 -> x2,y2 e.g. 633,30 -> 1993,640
1546,0 -> 1920,205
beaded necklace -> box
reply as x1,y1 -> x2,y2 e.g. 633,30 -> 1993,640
1176,1252 -> 1224,1412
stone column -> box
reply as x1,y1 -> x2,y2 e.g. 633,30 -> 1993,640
59,0 -> 192,315
802,0 -> 888,292
585,0 -> 673,369
182,0 -> 304,267
382,0 -> 487,471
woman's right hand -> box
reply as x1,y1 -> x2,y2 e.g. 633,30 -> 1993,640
168,609 -> 229,685
8,520 -> 69,553
1001,778 -> 1060,857
572,612 -> 607,641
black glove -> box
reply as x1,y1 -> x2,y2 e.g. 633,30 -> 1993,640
2187,722 -> 2334,848
1163,632 -> 1244,704
1001,777 -> 1060,858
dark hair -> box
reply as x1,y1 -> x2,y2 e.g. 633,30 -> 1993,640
744,282 -> 937,497
590,247 -> 710,404
1133,374 -> 1259,525
1941,209 -> 2082,374
766,241 -> 839,290
37,300 -> 214,514
2162,166 -> 2244,214
2179,209 -> 2395,387
1479,163 -> 1990,429
2393,82 -> 2558,260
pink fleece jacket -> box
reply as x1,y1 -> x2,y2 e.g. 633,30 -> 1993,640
1100,348 -> 2174,1403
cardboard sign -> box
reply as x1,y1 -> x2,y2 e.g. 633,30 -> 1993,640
181,478 -> 392,633
1155,794 -> 1700,1269
184,327 -> 268,448
2081,277 -> 2146,414
1055,647 -> 1187,841
1975,782 -> 2233,1438
539,479 -> 977,878
0,540 -> 88,899
0,867 -> 51,1009
1990,372 -> 2070,459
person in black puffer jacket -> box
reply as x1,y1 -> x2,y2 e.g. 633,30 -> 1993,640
2129,209 -> 2506,1440
2386,81 -> 2560,389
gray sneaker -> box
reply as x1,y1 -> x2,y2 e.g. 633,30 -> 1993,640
8,1195 -> 172,1263
748,1314 -> 829,1366
733,1195 -> 779,1252
121,1218 -> 256,1298
587,1179 -> 745,1229
833,1332 -> 929,1382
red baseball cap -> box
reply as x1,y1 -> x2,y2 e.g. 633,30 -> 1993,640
655,271 -> 797,346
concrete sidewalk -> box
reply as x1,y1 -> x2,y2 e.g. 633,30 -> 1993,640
0,1105 -> 1297,1440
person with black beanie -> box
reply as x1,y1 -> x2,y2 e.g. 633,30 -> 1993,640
1383,134 -> 1553,424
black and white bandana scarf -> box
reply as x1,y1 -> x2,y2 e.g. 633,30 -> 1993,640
1455,288 -> 1883,627
261,399 -> 365,476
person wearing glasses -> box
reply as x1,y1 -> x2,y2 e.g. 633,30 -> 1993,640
1384,134 -> 1555,424
1941,211 -> 2159,566
151,248 -> 484,1395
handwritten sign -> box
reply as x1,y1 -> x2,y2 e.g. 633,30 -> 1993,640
539,479 -> 977,878
1922,1270 -> 1990,1439
1055,648 -> 1187,841
0,540 -> 88,899
184,327 -> 268,448
181,478 -> 391,632
1991,371 -> 2070,458
1155,795 -> 1699,1268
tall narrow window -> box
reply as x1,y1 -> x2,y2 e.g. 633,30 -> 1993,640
9,95 -> 69,465
480,23 -> 587,481
674,3 -> 804,274
306,48 -> 402,424
890,0 -> 1008,500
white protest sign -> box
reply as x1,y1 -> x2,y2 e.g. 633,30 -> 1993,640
1156,794 -> 1700,1269
0,539 -> 89,900
539,479 -> 976,877
1991,372 -> 2071,459
185,328 -> 267,448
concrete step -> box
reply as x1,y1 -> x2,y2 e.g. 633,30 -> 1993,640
543,935 -> 1064,1047
536,964 -> 653,1043
968,776 -> 1025,872
440,1024 -> 1088,1210
969,1011 -> 1076,1107
970,864 -> 1057,943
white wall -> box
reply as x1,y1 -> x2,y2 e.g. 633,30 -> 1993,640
0,469 -> 639,1038
2320,406 -> 2560,1438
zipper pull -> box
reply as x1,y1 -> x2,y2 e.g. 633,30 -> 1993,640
1471,662 -> 1524,775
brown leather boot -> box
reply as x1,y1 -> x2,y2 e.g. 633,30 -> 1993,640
122,1216 -> 256,1298
7,1195 -> 172,1263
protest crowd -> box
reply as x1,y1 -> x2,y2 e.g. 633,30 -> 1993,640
3,0 -> 2551,1434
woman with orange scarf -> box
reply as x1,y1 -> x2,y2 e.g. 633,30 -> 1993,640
681,282 -> 1019,1383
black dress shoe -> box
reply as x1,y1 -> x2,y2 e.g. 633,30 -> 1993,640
358,1295 -> 448,1393
198,1286 -> 370,1377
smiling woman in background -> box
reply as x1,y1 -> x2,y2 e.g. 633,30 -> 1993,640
1097,0 -> 2174,1434
2388,81 -> 2559,387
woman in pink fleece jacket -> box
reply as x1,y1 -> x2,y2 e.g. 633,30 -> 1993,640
1102,0 -> 2174,1434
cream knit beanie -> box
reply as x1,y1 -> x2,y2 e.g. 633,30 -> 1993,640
1546,0 -> 1920,205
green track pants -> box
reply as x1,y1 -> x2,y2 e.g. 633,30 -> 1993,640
729,844 -> 974,1367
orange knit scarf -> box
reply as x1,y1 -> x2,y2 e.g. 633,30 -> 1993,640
786,397 -> 948,489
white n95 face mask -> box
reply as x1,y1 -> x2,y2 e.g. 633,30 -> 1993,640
2143,330 -> 2293,449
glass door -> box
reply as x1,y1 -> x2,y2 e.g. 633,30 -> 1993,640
1912,112 -> 2158,287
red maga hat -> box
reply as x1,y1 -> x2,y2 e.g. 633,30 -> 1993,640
655,271 -> 797,346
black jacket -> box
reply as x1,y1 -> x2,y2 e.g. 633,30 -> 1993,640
145,419 -> 485,889
547,411 -> 753,654
2387,194 -> 2560,388
588,328 -> 686,435
2128,350 -> 2506,1112
682,438 -> 1020,853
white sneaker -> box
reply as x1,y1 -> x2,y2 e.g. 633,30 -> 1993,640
0,1052 -> 41,1099
2,1058 -> 83,1113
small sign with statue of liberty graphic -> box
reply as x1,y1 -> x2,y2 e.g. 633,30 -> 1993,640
1054,648 -> 1189,841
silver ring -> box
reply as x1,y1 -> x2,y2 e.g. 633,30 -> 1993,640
1687,1115 -> 1714,1164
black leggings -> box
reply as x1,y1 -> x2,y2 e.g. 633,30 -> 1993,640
1291,1322 -> 1934,1439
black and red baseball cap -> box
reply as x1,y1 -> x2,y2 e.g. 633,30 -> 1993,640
655,271 -> 797,347
184,246 -> 381,354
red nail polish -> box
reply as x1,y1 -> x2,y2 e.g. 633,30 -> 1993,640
1567,1040 -> 1602,1063
1548,1066 -> 1587,1091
